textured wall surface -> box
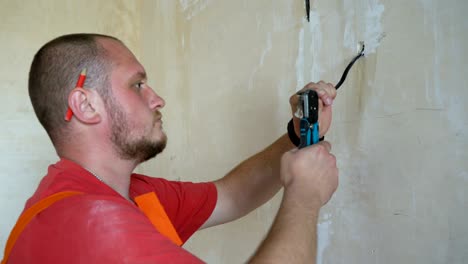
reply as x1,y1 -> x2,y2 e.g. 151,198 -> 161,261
1,0 -> 467,263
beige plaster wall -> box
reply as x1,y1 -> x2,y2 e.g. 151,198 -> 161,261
1,0 -> 467,263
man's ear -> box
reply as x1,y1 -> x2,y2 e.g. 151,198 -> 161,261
67,88 -> 101,124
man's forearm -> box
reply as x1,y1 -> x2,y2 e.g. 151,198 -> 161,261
206,134 -> 294,227
249,189 -> 321,263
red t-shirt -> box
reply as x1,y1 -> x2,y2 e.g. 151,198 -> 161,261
8,159 -> 217,263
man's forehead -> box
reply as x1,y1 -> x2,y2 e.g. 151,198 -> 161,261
98,38 -> 145,78
98,37 -> 128,53
99,38 -> 138,64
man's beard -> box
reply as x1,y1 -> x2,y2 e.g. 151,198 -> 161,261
107,99 -> 166,163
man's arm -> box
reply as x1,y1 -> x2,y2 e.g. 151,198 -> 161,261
201,134 -> 292,228
249,141 -> 338,263
249,189 -> 321,263
201,81 -> 337,229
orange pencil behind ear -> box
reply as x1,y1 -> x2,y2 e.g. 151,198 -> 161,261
65,68 -> 87,121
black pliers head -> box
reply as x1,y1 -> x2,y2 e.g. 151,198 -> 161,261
297,90 -> 320,148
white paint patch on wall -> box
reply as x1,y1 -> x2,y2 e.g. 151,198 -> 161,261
308,11 -> 323,82
427,0 -> 443,108
418,0 -> 463,133
317,213 -> 333,264
294,11 -> 333,260
248,32 -> 273,91
343,0 -> 356,53
259,32 -> 272,67
272,4 -> 299,33
295,27 -> 305,88
294,3 -> 386,262
179,0 -> 200,10
295,11 -> 323,90
179,0 -> 211,20
363,2 -> 385,55
343,0 -> 385,55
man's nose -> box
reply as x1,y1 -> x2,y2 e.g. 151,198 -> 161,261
147,87 -> 165,110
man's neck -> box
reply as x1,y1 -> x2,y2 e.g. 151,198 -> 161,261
60,148 -> 138,201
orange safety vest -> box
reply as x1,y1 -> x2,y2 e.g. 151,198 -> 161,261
2,191 -> 182,264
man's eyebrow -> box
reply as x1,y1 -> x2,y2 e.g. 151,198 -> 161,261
129,71 -> 147,81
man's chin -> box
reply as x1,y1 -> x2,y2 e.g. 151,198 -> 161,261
118,134 -> 167,163
138,141 -> 166,163
144,134 -> 167,161
156,135 -> 167,154
154,132 -> 167,150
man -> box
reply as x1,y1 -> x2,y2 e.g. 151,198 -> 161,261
4,34 -> 338,263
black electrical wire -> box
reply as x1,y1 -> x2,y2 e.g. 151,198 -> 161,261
335,43 -> 365,90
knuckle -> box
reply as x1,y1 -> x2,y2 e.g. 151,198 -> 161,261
283,150 -> 294,159
314,144 -> 327,155
320,141 -> 331,150
315,144 -> 325,151
290,95 -> 299,106
280,152 -> 290,164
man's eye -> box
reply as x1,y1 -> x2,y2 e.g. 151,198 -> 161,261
135,82 -> 145,89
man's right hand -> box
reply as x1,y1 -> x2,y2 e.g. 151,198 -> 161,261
250,141 -> 338,263
280,141 -> 338,207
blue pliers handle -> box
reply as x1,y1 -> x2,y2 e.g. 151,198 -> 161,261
299,118 -> 320,148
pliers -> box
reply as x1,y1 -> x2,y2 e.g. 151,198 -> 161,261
297,90 -> 320,149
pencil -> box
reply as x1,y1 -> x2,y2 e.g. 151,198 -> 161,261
64,68 -> 87,121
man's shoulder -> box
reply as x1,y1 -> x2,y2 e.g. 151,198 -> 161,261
11,193 -> 202,263
25,164 -> 119,208
58,194 -> 149,229
20,193 -> 154,248
32,193 -> 146,225
129,173 -> 186,198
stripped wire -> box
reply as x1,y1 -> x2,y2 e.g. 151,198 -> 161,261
335,43 -> 365,90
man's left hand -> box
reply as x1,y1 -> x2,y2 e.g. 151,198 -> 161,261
289,81 -> 337,139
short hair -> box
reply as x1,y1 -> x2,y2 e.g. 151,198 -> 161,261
29,33 -> 119,146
